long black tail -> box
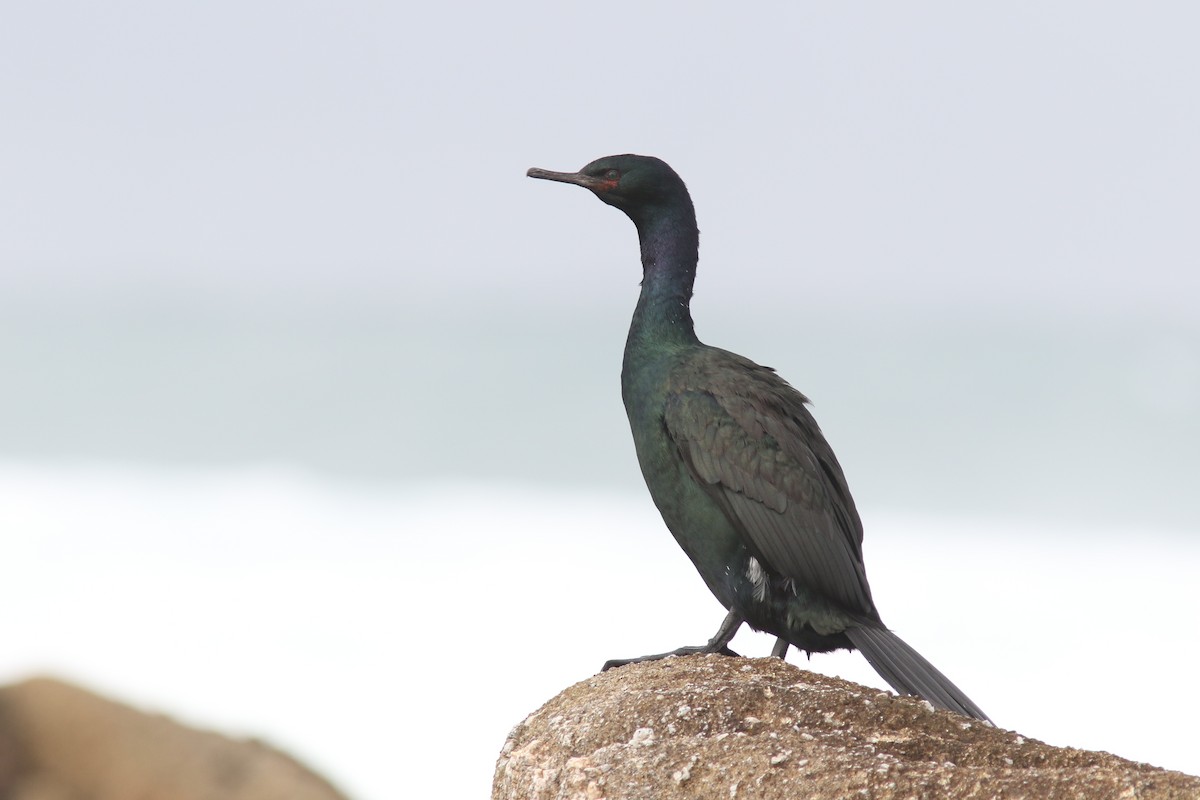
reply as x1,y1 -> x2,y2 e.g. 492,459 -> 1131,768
845,625 -> 991,723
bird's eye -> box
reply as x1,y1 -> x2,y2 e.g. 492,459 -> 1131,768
604,169 -> 620,181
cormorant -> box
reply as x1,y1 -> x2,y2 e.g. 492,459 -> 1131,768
527,154 -> 990,722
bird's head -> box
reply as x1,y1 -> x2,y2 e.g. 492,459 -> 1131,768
527,154 -> 691,226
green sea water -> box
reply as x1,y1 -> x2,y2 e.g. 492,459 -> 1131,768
2,297 -> 1197,531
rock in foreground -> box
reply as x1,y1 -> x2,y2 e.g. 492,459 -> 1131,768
0,677 -> 348,800
494,656 -> 1199,800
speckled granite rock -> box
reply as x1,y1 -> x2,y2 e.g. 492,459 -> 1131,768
494,655 -> 1200,800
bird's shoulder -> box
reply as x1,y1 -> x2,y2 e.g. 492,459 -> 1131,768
663,346 -> 871,611
663,346 -> 822,472
662,345 -> 862,538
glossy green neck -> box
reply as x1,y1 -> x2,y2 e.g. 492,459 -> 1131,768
627,203 -> 700,349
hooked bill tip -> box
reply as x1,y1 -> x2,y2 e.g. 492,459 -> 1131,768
526,167 -> 599,188
526,167 -> 565,180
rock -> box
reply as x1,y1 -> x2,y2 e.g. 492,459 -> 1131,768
493,655 -> 1200,800
0,677 -> 349,800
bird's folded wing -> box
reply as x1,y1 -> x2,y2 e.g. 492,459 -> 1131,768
664,358 -> 875,616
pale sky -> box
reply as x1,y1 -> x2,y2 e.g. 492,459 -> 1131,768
2,2 -> 1197,318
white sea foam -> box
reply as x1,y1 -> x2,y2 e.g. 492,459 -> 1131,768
1,460 -> 1197,796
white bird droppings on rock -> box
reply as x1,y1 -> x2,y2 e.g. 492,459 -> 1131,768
629,727 -> 655,747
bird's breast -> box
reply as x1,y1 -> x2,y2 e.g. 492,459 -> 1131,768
620,350 -> 750,610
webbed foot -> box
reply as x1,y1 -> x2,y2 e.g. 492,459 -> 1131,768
600,609 -> 746,672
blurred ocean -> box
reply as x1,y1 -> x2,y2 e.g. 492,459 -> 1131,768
2,300 -> 1198,797
2,298 -> 1198,527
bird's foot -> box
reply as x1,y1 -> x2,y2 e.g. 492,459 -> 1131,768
601,644 -> 741,672
601,609 -> 746,672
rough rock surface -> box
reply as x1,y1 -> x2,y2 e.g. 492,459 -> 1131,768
0,677 -> 349,800
494,655 -> 1200,800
